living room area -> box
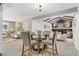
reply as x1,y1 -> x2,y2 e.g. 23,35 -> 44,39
0,3 -> 79,56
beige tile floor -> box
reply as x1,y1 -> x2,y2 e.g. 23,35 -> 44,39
2,39 -> 79,56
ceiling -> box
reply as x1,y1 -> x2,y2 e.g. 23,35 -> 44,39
2,3 -> 79,21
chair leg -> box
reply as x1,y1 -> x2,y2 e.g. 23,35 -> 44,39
21,44 -> 24,56
55,43 -> 58,56
45,46 -> 48,52
28,49 -> 30,56
28,48 -> 33,56
52,45 -> 55,56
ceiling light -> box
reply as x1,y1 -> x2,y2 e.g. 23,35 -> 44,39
35,3 -> 45,14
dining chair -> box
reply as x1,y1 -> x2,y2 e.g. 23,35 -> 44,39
21,31 -> 37,56
43,31 -> 58,56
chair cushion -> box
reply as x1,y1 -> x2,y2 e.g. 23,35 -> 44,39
41,35 -> 45,39
32,35 -> 38,39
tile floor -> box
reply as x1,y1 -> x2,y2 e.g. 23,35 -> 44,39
2,39 -> 79,56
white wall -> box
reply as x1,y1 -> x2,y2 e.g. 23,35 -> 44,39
73,6 -> 79,52
0,6 -> 2,54
3,8 -> 32,31
3,4 -> 33,31
32,19 -> 51,32
32,20 -> 44,31
22,19 -> 32,31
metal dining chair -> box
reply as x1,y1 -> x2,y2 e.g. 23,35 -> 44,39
43,31 -> 58,56
21,31 -> 37,56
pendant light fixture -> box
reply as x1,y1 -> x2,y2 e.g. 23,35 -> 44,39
35,3 -> 45,14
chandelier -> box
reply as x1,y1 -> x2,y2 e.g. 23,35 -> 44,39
35,4 -> 45,13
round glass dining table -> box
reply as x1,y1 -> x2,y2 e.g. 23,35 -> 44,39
31,34 -> 47,54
